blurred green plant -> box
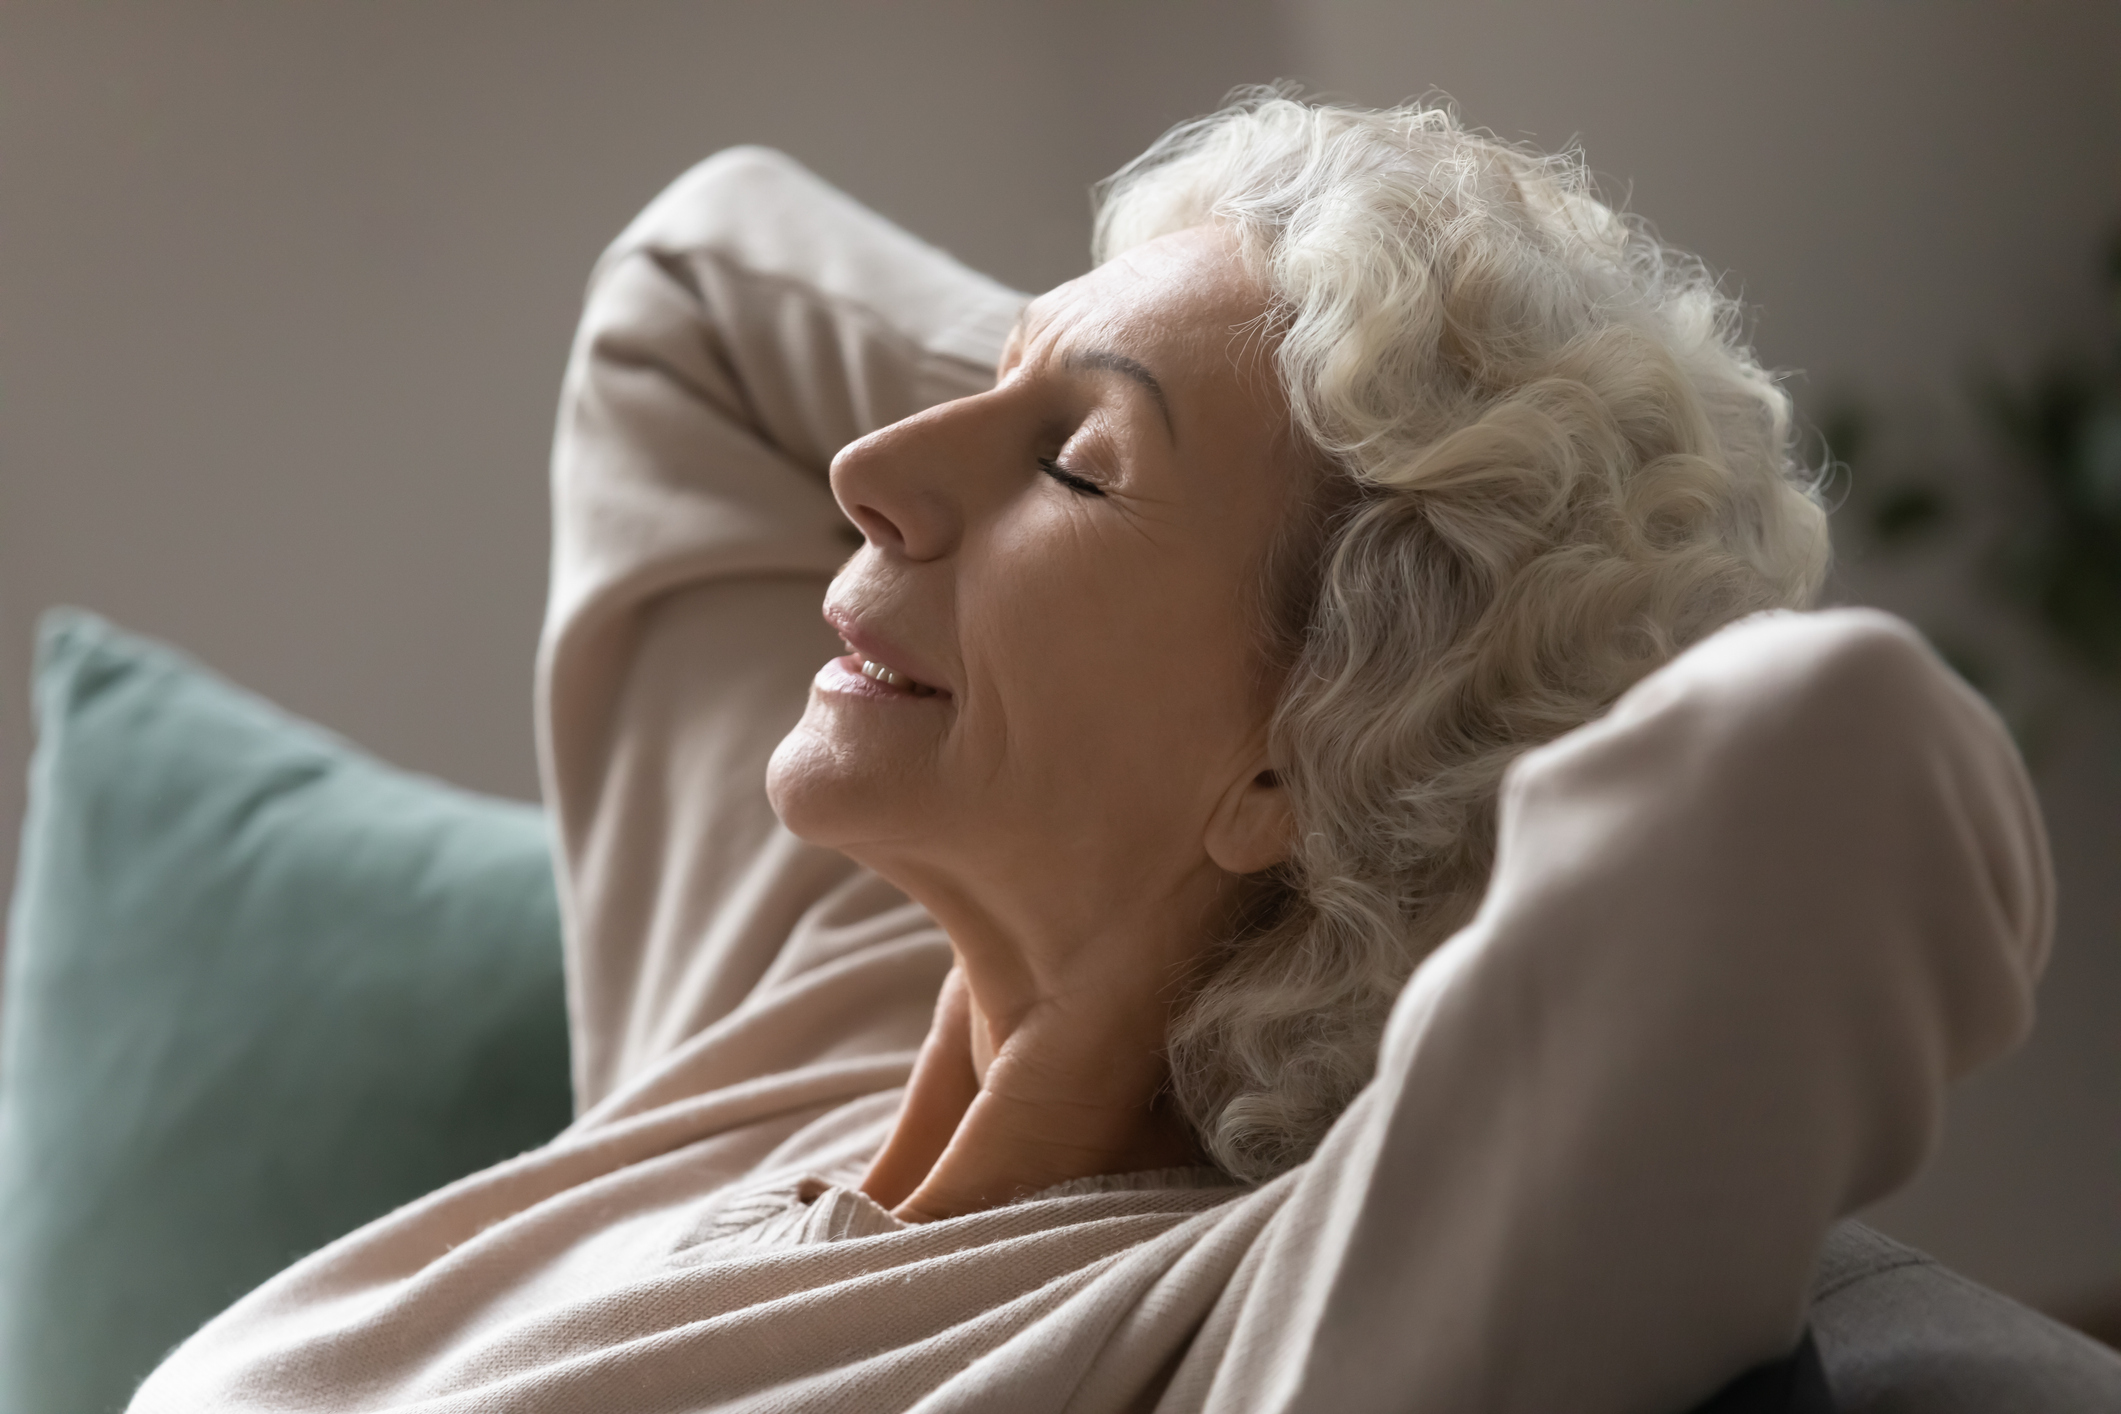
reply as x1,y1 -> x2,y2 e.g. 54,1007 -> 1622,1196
1983,226 -> 2121,677
1829,226 -> 2121,694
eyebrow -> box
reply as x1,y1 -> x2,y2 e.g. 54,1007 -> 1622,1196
1004,310 -> 1178,444
1062,349 -> 1174,443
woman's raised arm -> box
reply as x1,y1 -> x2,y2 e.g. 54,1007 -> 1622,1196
538,148 -> 1024,1114
1191,608 -> 2053,1414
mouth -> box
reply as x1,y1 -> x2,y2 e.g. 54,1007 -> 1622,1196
816,606 -> 950,703
836,643 -> 941,698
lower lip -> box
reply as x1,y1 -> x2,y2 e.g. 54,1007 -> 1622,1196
815,654 -> 947,702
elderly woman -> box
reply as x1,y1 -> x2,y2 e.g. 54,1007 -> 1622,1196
132,95 -> 2049,1414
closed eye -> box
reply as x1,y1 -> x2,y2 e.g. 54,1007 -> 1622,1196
1038,456 -> 1106,498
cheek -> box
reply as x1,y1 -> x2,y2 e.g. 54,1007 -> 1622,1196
961,528 -> 1262,803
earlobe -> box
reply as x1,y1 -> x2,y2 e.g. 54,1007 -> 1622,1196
1204,763 -> 1294,876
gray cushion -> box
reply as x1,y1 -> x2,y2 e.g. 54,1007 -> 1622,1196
1813,1223 -> 2121,1412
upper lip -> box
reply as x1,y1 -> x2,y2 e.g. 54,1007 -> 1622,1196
823,606 -> 950,696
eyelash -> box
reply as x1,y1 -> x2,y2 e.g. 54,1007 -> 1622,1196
1038,456 -> 1106,498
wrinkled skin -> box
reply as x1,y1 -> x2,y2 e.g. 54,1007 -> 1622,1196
766,225 -> 1306,1219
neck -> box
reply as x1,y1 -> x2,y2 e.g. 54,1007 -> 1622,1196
856,850 -> 1230,1220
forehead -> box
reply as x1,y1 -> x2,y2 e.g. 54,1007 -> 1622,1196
1016,225 -> 1271,368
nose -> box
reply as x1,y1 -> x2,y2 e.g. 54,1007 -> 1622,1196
828,396 -> 987,562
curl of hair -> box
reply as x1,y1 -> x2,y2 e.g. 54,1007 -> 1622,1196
1093,89 -> 1831,1182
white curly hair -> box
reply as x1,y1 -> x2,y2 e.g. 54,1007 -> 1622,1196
1094,90 -> 1833,1182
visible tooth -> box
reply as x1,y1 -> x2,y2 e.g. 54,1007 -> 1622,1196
855,655 -> 935,694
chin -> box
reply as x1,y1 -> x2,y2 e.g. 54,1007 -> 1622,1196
765,714 -> 908,854
765,724 -> 842,845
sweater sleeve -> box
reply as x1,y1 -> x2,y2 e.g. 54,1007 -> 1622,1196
537,147 -> 1025,1114
1186,608 -> 2054,1414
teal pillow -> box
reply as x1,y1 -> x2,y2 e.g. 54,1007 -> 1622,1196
0,610 -> 573,1414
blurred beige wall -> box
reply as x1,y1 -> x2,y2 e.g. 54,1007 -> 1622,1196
4,0 -> 2117,1314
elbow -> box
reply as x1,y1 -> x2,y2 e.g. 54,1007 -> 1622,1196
1611,608 -> 2054,1073
1768,610 -> 2054,1074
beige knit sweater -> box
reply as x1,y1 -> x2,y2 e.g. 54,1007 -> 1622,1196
128,148 -> 2053,1414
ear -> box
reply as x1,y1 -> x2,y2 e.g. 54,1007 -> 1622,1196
1204,754 -> 1294,876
